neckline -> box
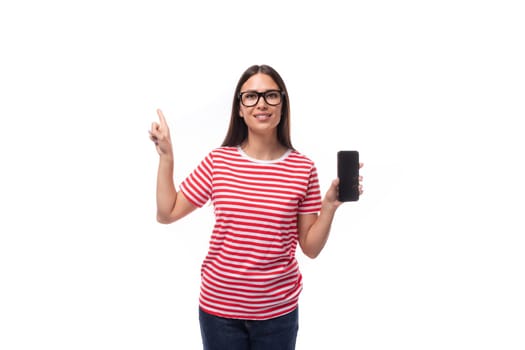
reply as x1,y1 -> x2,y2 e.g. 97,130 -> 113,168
236,146 -> 292,164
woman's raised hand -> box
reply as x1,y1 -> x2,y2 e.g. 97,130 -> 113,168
149,109 -> 173,157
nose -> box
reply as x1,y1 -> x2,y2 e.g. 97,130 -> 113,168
255,95 -> 269,108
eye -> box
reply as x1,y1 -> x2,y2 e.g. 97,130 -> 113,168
243,92 -> 258,101
265,91 -> 280,99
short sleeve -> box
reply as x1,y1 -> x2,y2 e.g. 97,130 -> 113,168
298,165 -> 322,214
179,152 -> 213,208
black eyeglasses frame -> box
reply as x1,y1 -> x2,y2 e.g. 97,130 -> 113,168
238,90 -> 285,107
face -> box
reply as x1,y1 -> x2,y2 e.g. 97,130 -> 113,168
239,73 -> 283,136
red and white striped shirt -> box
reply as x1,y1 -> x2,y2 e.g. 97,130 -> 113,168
179,146 -> 322,320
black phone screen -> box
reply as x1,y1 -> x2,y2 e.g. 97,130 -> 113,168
337,150 -> 359,202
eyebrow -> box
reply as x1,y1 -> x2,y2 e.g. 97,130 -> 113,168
240,89 -> 280,93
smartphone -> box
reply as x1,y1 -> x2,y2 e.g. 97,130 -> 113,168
337,150 -> 360,202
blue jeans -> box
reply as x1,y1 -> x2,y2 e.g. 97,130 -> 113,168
199,307 -> 299,350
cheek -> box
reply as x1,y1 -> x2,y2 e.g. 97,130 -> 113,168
276,106 -> 283,119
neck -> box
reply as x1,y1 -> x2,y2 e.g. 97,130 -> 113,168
241,135 -> 287,161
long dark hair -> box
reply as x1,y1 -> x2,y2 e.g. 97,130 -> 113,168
221,65 -> 293,149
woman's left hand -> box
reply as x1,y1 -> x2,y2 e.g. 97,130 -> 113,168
324,163 -> 364,208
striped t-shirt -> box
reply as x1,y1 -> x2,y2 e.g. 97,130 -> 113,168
179,146 -> 322,320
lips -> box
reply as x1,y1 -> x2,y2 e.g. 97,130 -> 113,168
254,113 -> 271,121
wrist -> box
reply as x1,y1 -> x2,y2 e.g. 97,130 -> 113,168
159,153 -> 174,163
321,200 -> 339,215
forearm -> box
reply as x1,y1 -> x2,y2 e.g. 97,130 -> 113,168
156,154 -> 177,222
301,203 -> 338,258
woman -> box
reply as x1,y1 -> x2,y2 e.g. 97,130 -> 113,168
149,64 -> 363,350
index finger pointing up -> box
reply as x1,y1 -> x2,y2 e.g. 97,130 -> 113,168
157,108 -> 167,127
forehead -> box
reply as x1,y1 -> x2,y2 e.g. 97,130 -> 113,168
241,73 -> 279,91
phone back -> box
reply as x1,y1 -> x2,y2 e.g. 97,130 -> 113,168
337,150 -> 359,202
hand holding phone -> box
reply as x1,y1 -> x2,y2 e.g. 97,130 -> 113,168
337,150 -> 360,202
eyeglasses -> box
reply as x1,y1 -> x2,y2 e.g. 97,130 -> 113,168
239,90 -> 284,107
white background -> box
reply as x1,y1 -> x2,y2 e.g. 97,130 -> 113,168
1,0 -> 524,349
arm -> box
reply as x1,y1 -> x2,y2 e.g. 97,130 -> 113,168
150,109 -> 197,224
297,179 -> 341,259
298,167 -> 364,259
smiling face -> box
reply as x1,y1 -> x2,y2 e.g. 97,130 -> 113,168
221,65 -> 293,149
239,73 -> 283,137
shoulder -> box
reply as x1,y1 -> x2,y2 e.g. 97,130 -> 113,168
208,146 -> 239,159
281,150 -> 319,176
202,146 -> 243,166
286,149 -> 317,167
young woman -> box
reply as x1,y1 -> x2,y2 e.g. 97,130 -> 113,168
149,64 -> 363,350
